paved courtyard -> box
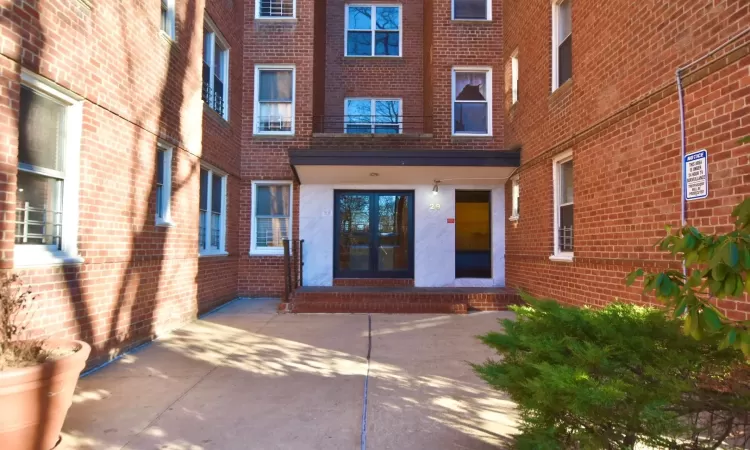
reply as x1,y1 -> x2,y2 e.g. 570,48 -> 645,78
60,298 -> 519,449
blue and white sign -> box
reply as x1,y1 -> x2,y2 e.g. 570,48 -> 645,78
684,150 -> 708,201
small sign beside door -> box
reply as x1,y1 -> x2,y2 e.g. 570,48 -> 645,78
684,150 -> 708,201
447,218 -> 455,224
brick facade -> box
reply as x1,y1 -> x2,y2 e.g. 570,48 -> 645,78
503,0 -> 750,316
1,0 -> 243,367
1,0 -> 747,367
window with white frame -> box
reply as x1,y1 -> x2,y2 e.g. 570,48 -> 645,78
202,20 -> 229,120
452,68 -> 492,135
254,65 -> 295,134
345,98 -> 401,134
199,167 -> 227,254
160,0 -> 175,40
511,50 -> 519,104
15,71 -> 82,266
553,152 -> 573,257
345,5 -> 401,57
452,0 -> 490,20
510,176 -> 520,219
251,182 -> 292,255
155,144 -> 174,226
256,0 -> 294,18
551,0 -> 572,90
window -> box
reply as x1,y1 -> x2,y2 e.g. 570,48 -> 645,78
15,71 -> 82,266
199,167 -> 227,255
552,151 -> 573,259
345,5 -> 401,57
344,98 -> 401,134
551,0 -> 572,90
202,20 -> 229,120
160,0 -> 175,40
251,182 -> 292,255
452,0 -> 490,20
511,51 -> 519,104
254,65 -> 295,135
155,144 -> 174,226
452,68 -> 492,136
510,176 -> 519,220
256,0 -> 294,18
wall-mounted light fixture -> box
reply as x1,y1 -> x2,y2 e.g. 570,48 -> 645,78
432,180 -> 440,195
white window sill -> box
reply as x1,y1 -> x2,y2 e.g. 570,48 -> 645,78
451,18 -> 492,22
255,16 -> 297,21
249,249 -> 285,257
452,133 -> 493,138
253,131 -> 295,137
159,30 -> 175,43
199,250 -> 229,258
509,215 -> 519,222
549,254 -> 574,263
155,218 -> 177,228
344,55 -> 403,59
14,249 -> 85,267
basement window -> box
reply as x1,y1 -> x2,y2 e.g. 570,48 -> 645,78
251,181 -> 293,255
345,5 -> 401,57
551,0 -> 572,90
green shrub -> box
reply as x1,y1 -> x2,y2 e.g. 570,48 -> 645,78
473,295 -> 749,449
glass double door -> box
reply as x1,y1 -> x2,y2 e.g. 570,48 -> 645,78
335,191 -> 414,278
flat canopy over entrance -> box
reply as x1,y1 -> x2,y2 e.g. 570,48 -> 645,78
289,149 -> 521,185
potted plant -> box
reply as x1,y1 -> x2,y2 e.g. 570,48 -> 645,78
0,273 -> 90,450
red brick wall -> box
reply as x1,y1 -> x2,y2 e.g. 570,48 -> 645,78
239,0 -> 317,297
503,0 -> 750,317
322,0 -> 425,133
0,0 -> 243,367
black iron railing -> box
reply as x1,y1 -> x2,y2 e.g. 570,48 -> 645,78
282,239 -> 304,302
202,80 -> 225,118
313,115 -> 432,134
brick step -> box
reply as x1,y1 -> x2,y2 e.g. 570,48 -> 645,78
292,301 -> 468,314
333,278 -> 415,287
287,286 -> 520,314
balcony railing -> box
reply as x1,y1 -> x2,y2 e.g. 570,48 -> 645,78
313,115 -> 432,135
15,202 -> 62,247
202,80 -> 225,118
558,226 -> 574,253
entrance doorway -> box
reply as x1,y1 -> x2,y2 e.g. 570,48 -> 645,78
455,190 -> 491,278
334,191 -> 414,278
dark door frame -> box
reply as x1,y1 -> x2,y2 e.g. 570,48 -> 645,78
333,190 -> 415,279
454,189 -> 493,279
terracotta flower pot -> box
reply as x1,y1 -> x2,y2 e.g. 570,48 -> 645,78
0,339 -> 91,450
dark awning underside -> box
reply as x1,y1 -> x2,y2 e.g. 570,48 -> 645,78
289,149 -> 520,185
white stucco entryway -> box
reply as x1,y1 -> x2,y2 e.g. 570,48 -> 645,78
299,183 -> 506,288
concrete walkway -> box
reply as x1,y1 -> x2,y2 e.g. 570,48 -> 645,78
60,298 -> 518,450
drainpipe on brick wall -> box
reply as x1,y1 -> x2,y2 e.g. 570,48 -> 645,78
674,27 -> 750,276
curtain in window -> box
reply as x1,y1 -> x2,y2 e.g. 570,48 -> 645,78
16,86 -> 65,248
255,185 -> 290,248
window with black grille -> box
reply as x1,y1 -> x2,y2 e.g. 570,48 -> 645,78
257,0 -> 294,18
202,23 -> 229,120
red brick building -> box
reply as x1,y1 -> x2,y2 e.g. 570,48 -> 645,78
1,0 -> 748,367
